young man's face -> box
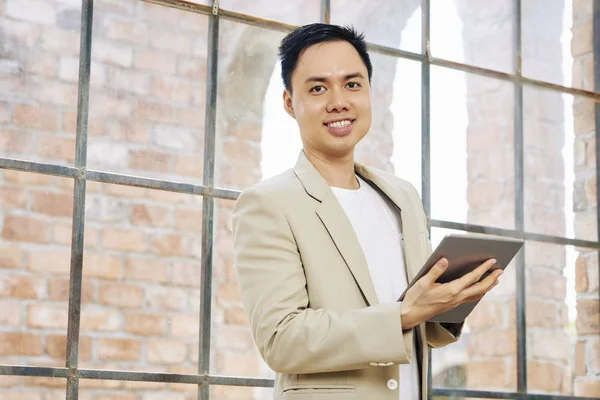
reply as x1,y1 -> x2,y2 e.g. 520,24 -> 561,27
283,40 -> 372,159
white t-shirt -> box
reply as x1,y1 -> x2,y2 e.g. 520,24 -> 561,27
331,176 -> 419,400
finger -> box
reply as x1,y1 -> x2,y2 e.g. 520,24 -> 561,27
457,258 -> 497,288
423,257 -> 449,285
461,269 -> 502,300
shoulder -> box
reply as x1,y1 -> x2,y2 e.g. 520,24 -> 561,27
233,168 -> 304,213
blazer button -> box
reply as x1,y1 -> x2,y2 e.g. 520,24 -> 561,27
387,379 -> 398,391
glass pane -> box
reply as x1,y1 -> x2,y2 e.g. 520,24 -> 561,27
211,199 -> 270,380
212,385 -> 274,400
215,20 -> 287,190
331,0 -> 422,54
525,241 -> 599,397
522,0 -> 595,92
87,0 -> 207,184
524,87 -> 598,242
431,67 -> 515,229
220,0 -> 321,26
79,182 -> 203,374
356,53 -> 421,179
0,0 -> 81,164
391,58 -> 422,195
431,0 -> 513,74
80,379 -> 196,399
431,226 -> 518,392
0,171 -> 73,369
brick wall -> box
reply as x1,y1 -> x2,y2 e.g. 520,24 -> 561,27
0,0 -> 598,399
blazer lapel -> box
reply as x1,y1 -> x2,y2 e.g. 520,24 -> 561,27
294,152 -> 379,306
355,164 -> 423,283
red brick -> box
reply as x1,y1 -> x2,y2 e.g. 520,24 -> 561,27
62,112 -> 105,136
574,99 -> 596,134
12,104 -> 58,131
105,183 -> 147,198
82,252 -> 122,280
528,361 -> 566,392
3,170 -> 54,185
174,155 -> 204,178
215,353 -> 260,376
574,340 -> 586,376
170,315 -> 199,337
574,379 -> 600,397
466,359 -> 512,389
223,140 -> 261,164
46,334 -> 92,361
0,129 -> 32,154
103,17 -> 148,44
125,312 -> 166,336
150,76 -> 193,102
129,149 -> 171,172
146,189 -> 194,204
177,107 -> 206,129
576,299 -> 599,334
527,268 -> 566,300
576,256 -> 589,292
89,92 -> 132,118
2,215 -> 50,243
0,300 -> 22,326
145,286 -> 186,311
37,81 -> 78,106
49,277 -> 94,303
7,0 -> 56,24
572,17 -> 593,56
0,275 -> 47,299
149,234 -> 188,257
133,101 -> 174,123
0,392 -> 42,400
174,209 -> 203,232
107,119 -> 150,143
27,305 -> 68,329
52,224 -> 99,249
80,306 -> 121,332
98,338 -> 141,361
526,298 -> 567,328
36,134 -> 76,163
150,30 -> 191,54
0,247 -> 23,269
225,306 -> 249,325
0,332 -> 42,356
125,257 -> 168,283
31,191 -> 73,217
134,49 -> 176,73
93,39 -> 133,68
0,187 -> 28,210
99,282 -> 144,308
171,261 -> 201,287
29,51 -> 59,78
217,281 -> 242,304
216,326 -> 255,352
28,248 -> 70,274
130,204 -> 172,228
102,228 -> 146,252
97,395 -> 137,400
147,339 -> 187,364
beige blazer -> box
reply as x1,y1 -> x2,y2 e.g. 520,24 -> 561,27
232,152 -> 462,399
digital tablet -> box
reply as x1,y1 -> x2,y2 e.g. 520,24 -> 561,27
398,233 -> 524,323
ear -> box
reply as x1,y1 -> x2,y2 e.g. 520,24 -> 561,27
283,89 -> 295,119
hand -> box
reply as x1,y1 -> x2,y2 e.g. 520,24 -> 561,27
400,257 -> 502,330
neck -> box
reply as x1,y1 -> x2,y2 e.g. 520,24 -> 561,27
304,149 -> 359,189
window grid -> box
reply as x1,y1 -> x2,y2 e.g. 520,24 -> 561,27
0,0 -> 598,399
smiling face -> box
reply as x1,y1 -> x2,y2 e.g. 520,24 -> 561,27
283,40 -> 372,160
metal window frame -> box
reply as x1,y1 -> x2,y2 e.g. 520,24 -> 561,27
0,0 -> 598,399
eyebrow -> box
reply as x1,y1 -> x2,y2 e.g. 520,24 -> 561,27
304,72 -> 366,84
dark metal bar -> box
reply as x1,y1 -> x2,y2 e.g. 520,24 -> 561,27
0,365 -> 70,378
431,388 -> 523,399
430,219 -> 600,249
198,2 -> 220,399
207,375 -> 274,387
65,1 -> 94,399
594,0 -> 600,300
86,170 -> 239,200
0,158 -> 79,177
421,1 -> 432,397
79,369 -> 208,384
513,0 -> 527,393
321,0 -> 330,23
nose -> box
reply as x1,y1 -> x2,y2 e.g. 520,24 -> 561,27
326,87 -> 350,113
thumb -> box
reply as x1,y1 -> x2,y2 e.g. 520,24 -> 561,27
425,257 -> 448,284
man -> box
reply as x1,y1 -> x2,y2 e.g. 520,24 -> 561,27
232,23 -> 502,399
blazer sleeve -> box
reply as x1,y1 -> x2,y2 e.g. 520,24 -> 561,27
232,186 -> 415,374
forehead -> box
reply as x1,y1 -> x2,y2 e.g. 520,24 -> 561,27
292,40 -> 368,83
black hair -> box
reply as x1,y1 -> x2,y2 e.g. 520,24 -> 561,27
278,23 -> 373,93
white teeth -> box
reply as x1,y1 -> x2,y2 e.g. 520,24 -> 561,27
327,120 -> 352,128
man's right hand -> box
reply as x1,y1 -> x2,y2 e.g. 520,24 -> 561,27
400,257 -> 502,330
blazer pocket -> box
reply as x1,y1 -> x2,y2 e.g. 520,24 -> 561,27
282,384 -> 356,397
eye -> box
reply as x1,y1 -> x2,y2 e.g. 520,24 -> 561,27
347,82 -> 361,89
310,85 -> 325,93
